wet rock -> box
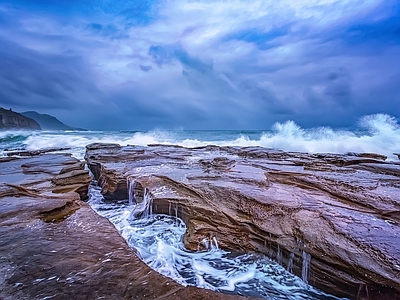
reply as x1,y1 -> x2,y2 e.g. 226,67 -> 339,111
59,161 -> 85,174
345,152 -> 387,161
0,153 -> 249,300
86,143 -> 400,299
85,142 -> 122,150
51,169 -> 92,200
6,147 -> 71,156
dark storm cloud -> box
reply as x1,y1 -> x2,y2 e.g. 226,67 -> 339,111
242,1 -> 400,127
323,2 -> 400,49
139,65 -> 152,72
104,81 -> 213,130
148,43 -> 212,73
0,38 -> 102,110
0,0 -> 399,130
0,6 -> 109,128
86,23 -> 129,39
238,80 -> 293,115
324,68 -> 353,106
222,25 -> 292,50
148,45 -> 174,67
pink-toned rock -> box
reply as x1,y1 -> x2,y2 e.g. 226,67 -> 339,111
0,152 -> 247,300
86,143 -> 400,299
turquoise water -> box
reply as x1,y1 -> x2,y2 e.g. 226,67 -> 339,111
2,114 -> 397,299
1,113 -> 399,160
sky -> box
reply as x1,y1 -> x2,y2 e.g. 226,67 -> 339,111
0,0 -> 399,130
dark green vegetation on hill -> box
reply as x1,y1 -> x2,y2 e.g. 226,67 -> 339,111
0,107 -> 41,130
0,108 -> 85,130
21,111 -> 86,131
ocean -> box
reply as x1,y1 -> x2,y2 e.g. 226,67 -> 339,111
1,113 -> 399,161
1,113 -> 399,299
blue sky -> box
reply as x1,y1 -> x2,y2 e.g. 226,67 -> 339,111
0,0 -> 399,130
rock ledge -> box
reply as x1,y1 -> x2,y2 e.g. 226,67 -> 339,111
86,143 -> 400,299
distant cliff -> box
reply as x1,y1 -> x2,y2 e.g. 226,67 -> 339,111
21,111 -> 86,131
0,108 -> 41,130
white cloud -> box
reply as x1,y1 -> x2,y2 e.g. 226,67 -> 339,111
0,0 -> 398,130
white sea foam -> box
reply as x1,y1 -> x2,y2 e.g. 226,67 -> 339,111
254,114 -> 400,159
163,113 -> 399,160
88,185 -> 343,299
2,114 -> 399,160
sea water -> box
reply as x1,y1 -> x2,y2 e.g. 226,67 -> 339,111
88,184 -> 345,299
1,113 -> 398,298
0,114 -> 400,299
0,113 -> 399,160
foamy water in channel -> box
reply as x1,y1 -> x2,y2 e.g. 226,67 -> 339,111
1,113 -> 397,298
88,184 -> 346,300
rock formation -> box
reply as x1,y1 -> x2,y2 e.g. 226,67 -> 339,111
21,111 -> 86,131
0,151 -> 249,299
0,107 -> 41,130
86,143 -> 400,299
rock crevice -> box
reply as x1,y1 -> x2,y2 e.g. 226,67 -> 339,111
86,143 -> 400,299
1,151 -> 245,299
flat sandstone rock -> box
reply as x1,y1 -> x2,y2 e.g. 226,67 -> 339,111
0,152 -> 247,299
85,143 -> 400,299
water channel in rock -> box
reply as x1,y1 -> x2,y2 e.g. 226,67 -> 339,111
88,183 -> 346,300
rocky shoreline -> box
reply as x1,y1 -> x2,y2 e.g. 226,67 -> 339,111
86,143 -> 400,299
1,144 -> 399,299
0,150 -> 248,300
0,108 -> 41,130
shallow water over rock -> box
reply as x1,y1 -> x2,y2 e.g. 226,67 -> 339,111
86,143 -> 400,299
1,152 -> 246,300
89,184 -> 343,299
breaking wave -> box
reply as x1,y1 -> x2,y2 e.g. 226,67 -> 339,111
1,114 -> 399,160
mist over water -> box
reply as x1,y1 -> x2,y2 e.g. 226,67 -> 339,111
1,114 -> 399,160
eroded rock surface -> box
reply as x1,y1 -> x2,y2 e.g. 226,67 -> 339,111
86,143 -> 400,299
0,107 -> 41,130
0,152 -> 247,299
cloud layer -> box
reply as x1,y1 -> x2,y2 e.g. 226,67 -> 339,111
0,0 -> 399,130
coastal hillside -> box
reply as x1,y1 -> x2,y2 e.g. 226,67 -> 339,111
0,108 -> 41,130
21,111 -> 85,131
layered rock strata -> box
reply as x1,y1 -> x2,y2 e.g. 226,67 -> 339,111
0,152 -> 246,299
0,107 -> 41,130
86,143 -> 400,299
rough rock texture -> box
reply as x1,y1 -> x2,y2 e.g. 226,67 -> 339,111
0,108 -> 41,130
6,147 -> 71,157
86,143 -> 400,299
0,152 -> 249,300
